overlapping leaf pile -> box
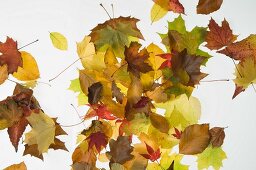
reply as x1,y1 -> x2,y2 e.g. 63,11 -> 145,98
67,14 -> 229,170
3,0 -> 256,169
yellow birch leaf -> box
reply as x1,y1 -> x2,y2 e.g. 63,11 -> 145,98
49,32 -> 68,50
151,3 -> 168,23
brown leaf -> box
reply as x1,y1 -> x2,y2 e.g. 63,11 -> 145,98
149,113 -> 170,134
0,64 -> 8,85
218,34 -> 256,61
209,127 -> 225,147
112,82 -> 124,103
72,162 -> 98,170
0,37 -> 22,74
206,18 -> 237,50
172,50 -> 208,87
8,117 -> 28,152
4,161 -> 27,170
125,42 -> 153,77
79,69 -> 96,95
197,0 -> 223,15
49,138 -> 68,151
23,144 -> 44,160
179,124 -> 210,155
232,85 -> 245,99
72,148 -> 97,166
108,136 -> 134,164
88,82 -> 103,105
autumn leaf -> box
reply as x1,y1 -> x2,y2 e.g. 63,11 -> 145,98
107,136 -> 134,164
206,18 -> 237,50
68,78 -> 88,105
149,113 -> 170,134
4,161 -> 27,170
197,0 -> 223,14
86,131 -> 108,153
158,53 -> 172,69
125,42 -> 153,77
88,82 -> 103,105
0,99 -> 23,130
232,85 -> 245,99
179,124 -> 210,155
141,143 -> 161,162
171,49 -> 208,87
85,104 -> 116,120
112,82 -> 124,103
13,51 -> 40,81
151,0 -> 184,23
0,64 -> 8,85
218,34 -> 256,60
89,16 -> 144,58
0,37 -> 22,74
210,127 -> 225,147
197,145 -> 227,170
172,127 -> 182,139
24,111 -> 55,154
49,32 -> 68,50
233,56 -> 256,89
23,144 -> 43,160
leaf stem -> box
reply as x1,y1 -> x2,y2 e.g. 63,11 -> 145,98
100,3 -> 112,19
18,39 -> 39,50
200,79 -> 230,83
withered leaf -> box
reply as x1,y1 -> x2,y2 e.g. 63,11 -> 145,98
108,136 -> 134,164
171,49 -> 208,87
209,127 -> 225,147
197,0 -> 223,15
206,18 -> 237,50
88,82 -> 103,105
0,37 -> 22,74
23,144 -> 44,160
125,42 -> 153,77
149,113 -> 170,134
179,124 -> 210,155
112,82 -> 124,103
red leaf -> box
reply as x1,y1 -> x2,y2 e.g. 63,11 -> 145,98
168,0 -> 185,14
141,143 -> 161,162
206,18 -> 237,50
0,37 -> 22,74
172,127 -> 182,139
133,97 -> 150,108
86,132 -> 108,153
86,104 -> 117,120
157,53 -> 172,69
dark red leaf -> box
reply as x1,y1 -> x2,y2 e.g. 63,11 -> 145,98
86,131 -> 108,153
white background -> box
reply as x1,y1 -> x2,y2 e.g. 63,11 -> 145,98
0,0 -> 256,169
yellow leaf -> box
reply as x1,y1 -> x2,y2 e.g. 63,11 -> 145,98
234,56 -> 256,89
25,111 -> 55,154
0,64 -> 8,85
49,32 -> 68,50
4,161 -> 27,170
77,36 -> 106,70
13,51 -> 39,81
151,3 -> 168,23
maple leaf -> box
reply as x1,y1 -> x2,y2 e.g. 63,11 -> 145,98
0,37 -> 22,74
3,161 -> 27,170
157,53 -> 172,69
24,111 -> 56,154
89,16 -> 144,58
197,0 -> 223,15
218,34 -> 256,60
85,104 -> 117,120
141,143 -> 161,162
171,49 -> 208,87
197,145 -> 227,170
172,127 -> 182,139
88,82 -> 103,105
86,131 -> 108,153
125,42 -> 153,77
209,127 -> 225,147
23,144 -> 43,160
107,136 -> 134,164
179,124 -> 210,155
49,32 -> 68,50
206,18 -> 237,50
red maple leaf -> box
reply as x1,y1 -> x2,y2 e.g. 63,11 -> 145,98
172,127 -> 182,139
0,37 -> 22,74
85,104 -> 116,120
86,132 -> 108,153
133,97 -> 150,108
157,53 -> 172,69
141,143 -> 161,162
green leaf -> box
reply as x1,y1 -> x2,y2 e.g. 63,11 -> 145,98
49,32 -> 68,50
197,145 -> 227,170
